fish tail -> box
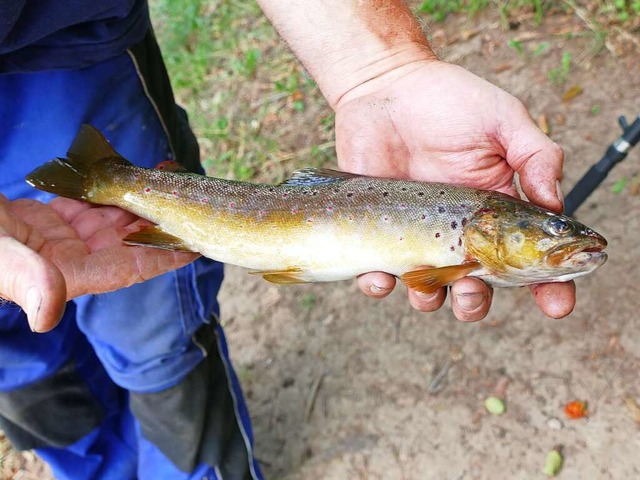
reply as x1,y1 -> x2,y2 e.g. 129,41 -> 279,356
26,124 -> 131,199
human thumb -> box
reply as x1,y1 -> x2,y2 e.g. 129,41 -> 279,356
0,235 -> 67,332
504,121 -> 565,213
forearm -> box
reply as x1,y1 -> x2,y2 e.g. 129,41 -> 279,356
257,0 -> 436,108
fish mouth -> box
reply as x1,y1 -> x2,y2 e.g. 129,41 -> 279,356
545,237 -> 607,268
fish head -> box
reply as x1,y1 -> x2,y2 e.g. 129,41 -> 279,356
464,196 -> 607,285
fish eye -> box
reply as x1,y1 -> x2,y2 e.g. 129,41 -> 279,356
543,216 -> 574,236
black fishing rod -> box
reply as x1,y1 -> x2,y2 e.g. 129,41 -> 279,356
564,114 -> 640,216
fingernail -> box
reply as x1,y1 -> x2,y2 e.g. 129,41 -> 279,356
556,180 -> 565,211
369,285 -> 389,294
415,290 -> 439,301
26,287 -> 43,332
455,292 -> 485,312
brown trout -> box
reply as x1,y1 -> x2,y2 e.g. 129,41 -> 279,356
26,125 -> 607,293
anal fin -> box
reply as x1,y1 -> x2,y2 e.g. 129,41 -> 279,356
250,268 -> 307,285
124,226 -> 195,252
400,261 -> 481,294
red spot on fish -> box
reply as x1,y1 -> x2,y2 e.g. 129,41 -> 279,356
461,218 -> 468,227
172,190 -> 179,197
291,208 -> 298,214
348,215 -> 354,221
144,187 -> 151,193
326,206 -> 334,212
458,238 -> 463,247
282,193 -> 289,198
435,232 -> 441,238
200,198 -> 208,204
229,201 -> 236,208
383,216 -> 389,222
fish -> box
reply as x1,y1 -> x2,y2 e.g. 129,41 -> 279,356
26,125 -> 607,294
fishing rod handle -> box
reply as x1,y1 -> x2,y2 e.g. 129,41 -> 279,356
564,161 -> 611,217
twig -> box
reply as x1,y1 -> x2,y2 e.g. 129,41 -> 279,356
305,372 -> 326,420
428,358 -> 452,395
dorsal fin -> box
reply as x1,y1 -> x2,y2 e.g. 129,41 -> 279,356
280,168 -> 363,186
67,124 -> 128,165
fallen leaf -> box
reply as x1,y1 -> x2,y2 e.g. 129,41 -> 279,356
562,85 -> 584,103
538,113 -> 550,135
484,396 -> 506,415
564,400 -> 588,419
624,397 -> 640,424
542,447 -> 564,477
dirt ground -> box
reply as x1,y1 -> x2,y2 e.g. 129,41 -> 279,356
218,9 -> 640,480
3,5 -> 640,480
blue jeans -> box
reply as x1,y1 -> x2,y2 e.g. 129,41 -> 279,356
0,33 -> 262,480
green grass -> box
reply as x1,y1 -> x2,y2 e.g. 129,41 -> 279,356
149,0 -> 334,181
149,0 -> 639,182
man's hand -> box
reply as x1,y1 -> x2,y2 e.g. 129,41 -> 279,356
0,195 -> 198,332
335,60 -> 574,321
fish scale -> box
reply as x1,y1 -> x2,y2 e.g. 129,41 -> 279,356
26,125 -> 608,292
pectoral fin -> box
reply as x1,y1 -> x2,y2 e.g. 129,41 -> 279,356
250,268 -> 307,285
400,261 -> 481,294
124,226 -> 196,252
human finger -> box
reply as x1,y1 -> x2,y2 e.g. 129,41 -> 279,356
450,277 -> 493,322
357,271 -> 396,298
0,235 -> 67,332
407,286 -> 447,312
529,281 -> 575,319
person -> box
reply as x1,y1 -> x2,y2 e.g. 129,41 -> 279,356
0,1 -> 574,479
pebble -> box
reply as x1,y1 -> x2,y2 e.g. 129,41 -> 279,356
547,417 -> 563,430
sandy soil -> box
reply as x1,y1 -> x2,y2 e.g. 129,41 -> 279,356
3,6 -> 639,480
218,9 -> 640,480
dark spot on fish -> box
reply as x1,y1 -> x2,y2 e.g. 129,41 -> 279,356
439,190 -> 445,196
333,188 -> 339,193
269,187 -> 275,192
312,192 -> 318,196
451,221 -> 458,230
438,206 -> 445,214
346,192 -> 354,198
417,192 -> 425,197
517,220 -> 530,229
368,186 -> 374,191
399,236 -> 404,241
401,187 -> 407,191
421,214 -> 426,220
461,218 -> 468,227
435,232 -> 441,238
382,192 -> 389,197
450,246 -> 455,251
307,218 -> 313,223
458,238 -> 463,247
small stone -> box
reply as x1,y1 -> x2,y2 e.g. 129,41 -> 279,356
547,417 -> 563,430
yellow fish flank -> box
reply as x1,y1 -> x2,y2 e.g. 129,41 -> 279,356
26,125 -> 608,293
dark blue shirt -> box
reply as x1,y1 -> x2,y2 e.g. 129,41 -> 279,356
0,0 -> 149,73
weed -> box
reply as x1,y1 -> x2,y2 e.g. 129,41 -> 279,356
300,294 -> 317,311
507,39 -> 525,57
548,51 -> 572,84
